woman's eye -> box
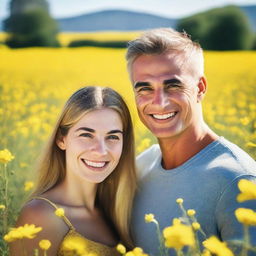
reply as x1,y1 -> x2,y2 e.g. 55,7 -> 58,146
79,133 -> 92,138
107,135 -> 120,140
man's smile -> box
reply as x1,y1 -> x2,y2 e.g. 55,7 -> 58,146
149,111 -> 178,120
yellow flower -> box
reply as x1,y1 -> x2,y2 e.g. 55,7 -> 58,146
246,142 -> 256,148
237,179 -> 256,202
39,239 -> 51,250
4,224 -> 42,242
55,208 -> 65,217
133,247 -> 143,254
203,236 -> 234,256
4,229 -> 22,242
0,149 -> 15,164
163,221 -> 195,250
235,208 -> 256,226
192,222 -> 201,230
125,247 -> 148,256
116,243 -> 126,254
132,247 -> 148,256
172,218 -> 181,225
176,198 -> 183,204
202,249 -> 212,256
125,252 -> 135,256
0,204 -> 6,210
144,213 -> 155,223
187,209 -> 196,216
240,117 -> 250,126
24,181 -> 34,191
20,162 -> 28,168
62,236 -> 87,255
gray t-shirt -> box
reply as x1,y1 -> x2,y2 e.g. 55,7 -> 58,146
131,137 -> 256,256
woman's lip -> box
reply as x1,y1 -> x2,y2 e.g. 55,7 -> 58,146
81,159 -> 109,169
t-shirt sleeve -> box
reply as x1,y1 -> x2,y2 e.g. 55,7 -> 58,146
215,175 -> 256,255
136,144 -> 160,180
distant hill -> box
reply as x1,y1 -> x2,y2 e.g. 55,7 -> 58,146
56,6 -> 256,32
0,5 -> 255,32
57,9 -> 177,32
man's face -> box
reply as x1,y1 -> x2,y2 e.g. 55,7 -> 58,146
131,53 -> 205,140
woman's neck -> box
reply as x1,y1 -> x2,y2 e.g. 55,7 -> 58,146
43,175 -> 98,212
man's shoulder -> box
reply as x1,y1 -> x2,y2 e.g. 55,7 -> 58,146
213,137 -> 256,173
199,137 -> 256,186
136,144 -> 161,179
137,144 -> 160,160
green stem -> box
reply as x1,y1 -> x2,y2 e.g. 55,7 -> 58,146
154,220 -> 169,256
176,249 -> 184,256
241,225 -> 250,256
20,240 -> 28,256
33,249 -> 39,256
3,163 -> 9,234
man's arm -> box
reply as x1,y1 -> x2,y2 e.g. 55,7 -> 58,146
215,175 -> 256,255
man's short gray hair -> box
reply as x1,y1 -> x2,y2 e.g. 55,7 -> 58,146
126,28 -> 204,78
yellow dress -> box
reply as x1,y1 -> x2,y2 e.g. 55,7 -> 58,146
33,197 -> 120,256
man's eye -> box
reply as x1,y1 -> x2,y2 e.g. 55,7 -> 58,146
79,133 -> 92,138
107,135 -> 120,140
137,87 -> 153,93
166,84 -> 181,88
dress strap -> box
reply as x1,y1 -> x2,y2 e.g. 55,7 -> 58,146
32,196 -> 75,230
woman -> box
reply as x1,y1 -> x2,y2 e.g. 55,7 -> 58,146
10,86 -> 137,256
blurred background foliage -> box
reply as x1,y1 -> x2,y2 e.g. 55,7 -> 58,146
3,0 -> 60,48
1,0 -> 256,50
177,5 -> 255,50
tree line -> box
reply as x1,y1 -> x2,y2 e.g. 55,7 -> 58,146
2,0 -> 256,50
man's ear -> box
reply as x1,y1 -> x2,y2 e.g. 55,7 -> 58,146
197,76 -> 207,102
56,136 -> 66,150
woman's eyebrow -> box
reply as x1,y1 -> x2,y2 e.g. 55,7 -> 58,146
75,127 -> 95,133
107,130 -> 123,134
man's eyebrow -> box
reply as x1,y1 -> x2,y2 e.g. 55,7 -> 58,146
107,130 -> 123,134
163,79 -> 182,85
75,127 -> 95,133
134,81 -> 151,89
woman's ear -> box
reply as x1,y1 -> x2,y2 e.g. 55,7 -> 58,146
56,136 -> 66,150
197,76 -> 207,102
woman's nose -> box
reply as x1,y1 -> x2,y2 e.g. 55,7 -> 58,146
91,139 -> 107,155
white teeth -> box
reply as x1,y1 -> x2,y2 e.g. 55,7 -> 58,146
152,112 -> 176,120
83,160 -> 106,168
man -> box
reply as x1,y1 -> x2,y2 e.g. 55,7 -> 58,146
126,28 -> 256,255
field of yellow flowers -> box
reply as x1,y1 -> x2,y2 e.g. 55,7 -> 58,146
0,32 -> 256,255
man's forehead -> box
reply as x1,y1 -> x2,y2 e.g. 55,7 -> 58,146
131,52 -> 201,83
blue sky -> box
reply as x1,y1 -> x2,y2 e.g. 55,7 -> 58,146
1,0 -> 256,19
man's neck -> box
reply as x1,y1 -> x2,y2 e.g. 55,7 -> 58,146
158,123 -> 218,170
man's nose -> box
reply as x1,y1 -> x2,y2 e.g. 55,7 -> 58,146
152,89 -> 169,108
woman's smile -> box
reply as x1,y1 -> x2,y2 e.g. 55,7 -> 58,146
81,158 -> 109,171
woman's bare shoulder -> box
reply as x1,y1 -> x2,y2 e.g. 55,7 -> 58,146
10,198 -> 69,256
17,198 -> 63,227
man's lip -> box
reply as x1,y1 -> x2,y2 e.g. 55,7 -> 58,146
148,111 -> 178,120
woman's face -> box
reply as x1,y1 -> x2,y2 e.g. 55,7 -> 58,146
58,108 -> 123,184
